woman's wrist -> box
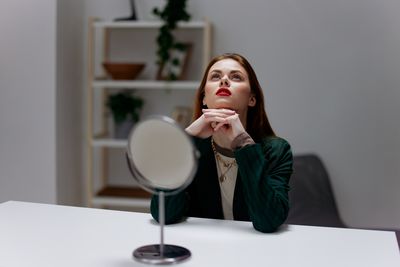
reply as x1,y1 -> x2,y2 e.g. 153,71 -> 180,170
185,126 -> 196,136
231,132 -> 255,150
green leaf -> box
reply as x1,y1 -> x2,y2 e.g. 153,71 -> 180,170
107,92 -> 144,124
172,58 -> 180,66
154,0 -> 191,73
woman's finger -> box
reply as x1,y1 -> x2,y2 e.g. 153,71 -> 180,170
203,116 -> 227,124
213,121 -> 229,131
225,113 -> 240,122
203,112 -> 234,119
214,114 -> 241,132
202,108 -> 235,115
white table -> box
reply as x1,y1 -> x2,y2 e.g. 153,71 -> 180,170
0,201 -> 399,267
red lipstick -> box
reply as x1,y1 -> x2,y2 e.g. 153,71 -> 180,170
216,88 -> 231,96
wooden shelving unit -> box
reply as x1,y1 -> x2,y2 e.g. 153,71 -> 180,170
86,17 -> 212,209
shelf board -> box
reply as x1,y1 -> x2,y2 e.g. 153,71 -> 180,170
91,138 -> 127,148
97,186 -> 151,198
92,186 -> 151,208
92,80 -> 199,90
94,20 -> 207,29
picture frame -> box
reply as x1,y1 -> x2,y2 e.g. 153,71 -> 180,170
156,43 -> 193,80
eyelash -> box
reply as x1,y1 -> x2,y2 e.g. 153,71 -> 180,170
209,73 -> 243,81
231,74 -> 242,81
210,73 -> 220,80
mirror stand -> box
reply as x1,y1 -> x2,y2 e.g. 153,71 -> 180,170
127,116 -> 197,264
133,192 -> 191,264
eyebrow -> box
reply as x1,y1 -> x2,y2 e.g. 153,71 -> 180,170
209,70 -> 244,74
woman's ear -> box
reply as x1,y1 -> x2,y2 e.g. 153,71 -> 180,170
248,95 -> 256,107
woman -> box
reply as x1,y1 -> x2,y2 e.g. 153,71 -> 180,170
151,53 -> 293,233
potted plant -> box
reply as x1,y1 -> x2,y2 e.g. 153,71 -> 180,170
107,91 -> 144,139
153,0 -> 191,80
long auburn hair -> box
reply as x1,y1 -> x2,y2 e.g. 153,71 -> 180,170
192,53 -> 275,141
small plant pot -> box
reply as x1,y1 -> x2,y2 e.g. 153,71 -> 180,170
114,119 -> 135,139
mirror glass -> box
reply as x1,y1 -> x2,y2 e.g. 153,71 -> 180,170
127,116 -> 197,192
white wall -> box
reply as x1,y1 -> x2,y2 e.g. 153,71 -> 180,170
84,0 -> 400,229
0,0 -> 57,203
56,0 -> 84,205
0,0 -> 84,206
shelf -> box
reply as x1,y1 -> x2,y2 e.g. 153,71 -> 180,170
92,80 -> 200,90
94,20 -> 208,29
97,186 -> 151,198
92,138 -> 127,148
92,186 -> 151,208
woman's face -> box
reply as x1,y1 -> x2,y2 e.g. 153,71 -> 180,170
203,58 -> 256,115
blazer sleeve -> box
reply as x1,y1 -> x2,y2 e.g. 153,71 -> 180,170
150,191 -> 189,224
234,137 -> 293,233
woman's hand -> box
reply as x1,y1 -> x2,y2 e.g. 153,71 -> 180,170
210,110 -> 247,144
185,109 -> 235,138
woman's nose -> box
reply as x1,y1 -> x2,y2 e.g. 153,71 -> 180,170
220,76 -> 230,87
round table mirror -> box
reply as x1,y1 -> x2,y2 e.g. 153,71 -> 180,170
126,116 -> 198,265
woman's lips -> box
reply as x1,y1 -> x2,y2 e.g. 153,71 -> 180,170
216,88 -> 231,96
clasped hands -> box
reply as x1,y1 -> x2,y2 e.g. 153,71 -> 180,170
185,109 -> 246,144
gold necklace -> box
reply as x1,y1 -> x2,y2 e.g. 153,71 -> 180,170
211,138 -> 237,182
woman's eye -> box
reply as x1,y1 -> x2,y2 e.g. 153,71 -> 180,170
210,73 -> 220,80
231,74 -> 243,81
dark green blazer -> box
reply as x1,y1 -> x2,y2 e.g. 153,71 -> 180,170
151,136 -> 293,233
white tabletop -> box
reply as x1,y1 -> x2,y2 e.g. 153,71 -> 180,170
0,201 -> 399,267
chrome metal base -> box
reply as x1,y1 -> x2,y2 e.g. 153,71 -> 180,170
133,244 -> 191,265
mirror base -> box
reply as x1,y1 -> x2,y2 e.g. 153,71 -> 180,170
133,244 -> 191,265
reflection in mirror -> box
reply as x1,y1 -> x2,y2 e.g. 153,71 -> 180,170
126,116 -> 198,264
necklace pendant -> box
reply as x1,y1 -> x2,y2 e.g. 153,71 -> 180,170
219,175 -> 226,183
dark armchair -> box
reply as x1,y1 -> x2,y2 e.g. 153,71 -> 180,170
285,154 -> 346,228
285,154 -> 400,249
